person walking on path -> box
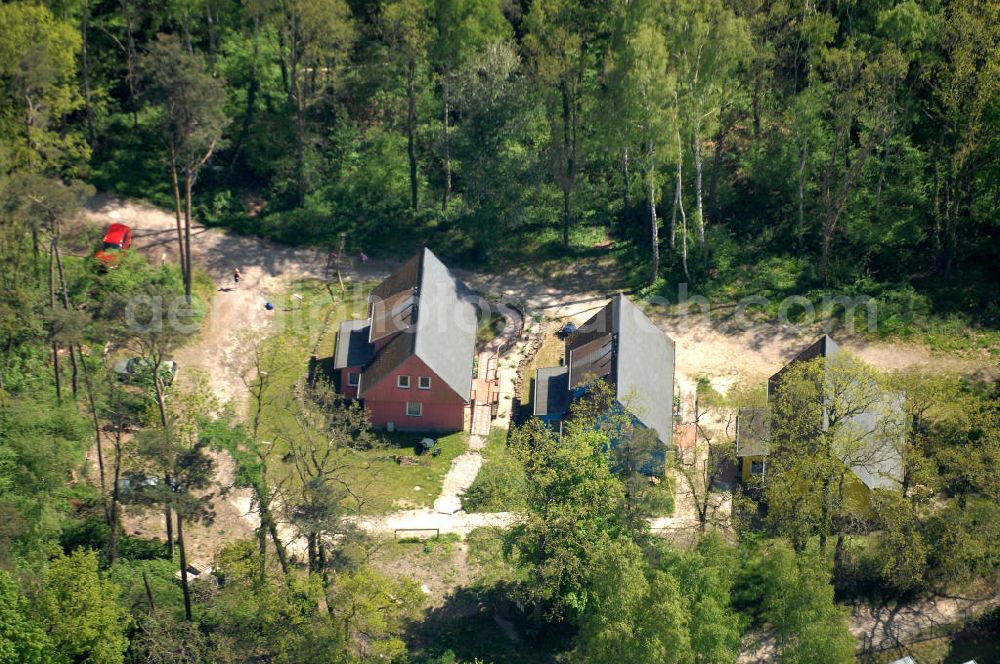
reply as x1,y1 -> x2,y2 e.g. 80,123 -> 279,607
233,268 -> 241,289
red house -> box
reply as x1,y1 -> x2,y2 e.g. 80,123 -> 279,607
333,248 -> 478,431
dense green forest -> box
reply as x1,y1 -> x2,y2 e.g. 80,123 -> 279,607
3,0 -> 999,302
1,0 -> 999,662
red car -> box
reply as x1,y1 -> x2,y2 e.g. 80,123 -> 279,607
96,223 -> 132,268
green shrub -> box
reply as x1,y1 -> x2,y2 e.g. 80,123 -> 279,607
462,431 -> 526,513
118,536 -> 170,561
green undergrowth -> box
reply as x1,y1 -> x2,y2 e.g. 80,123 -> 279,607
463,428 -> 527,513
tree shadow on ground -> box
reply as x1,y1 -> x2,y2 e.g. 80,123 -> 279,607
406,585 -> 573,664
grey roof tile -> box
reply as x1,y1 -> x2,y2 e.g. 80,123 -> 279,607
614,295 -> 675,448
359,248 -> 476,401
534,366 -> 569,417
565,295 -> 675,446
333,319 -> 375,369
737,407 -> 771,457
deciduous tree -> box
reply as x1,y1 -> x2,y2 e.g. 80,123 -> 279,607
141,35 -> 228,303
36,549 -> 132,664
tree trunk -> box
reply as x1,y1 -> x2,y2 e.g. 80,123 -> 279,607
153,369 -> 169,430
182,10 -> 193,54
819,474 -> 831,555
307,532 -> 318,574
50,338 -> 62,404
407,58 -> 418,210
621,146 -> 630,224
77,344 -> 106,520
119,0 -> 139,128
675,123 -> 691,283
796,138 -> 807,252
229,15 -> 260,173
670,169 -> 679,251
109,432 -> 123,564
48,245 -> 62,404
256,501 -> 268,584
709,123 -> 725,223
932,160 -> 943,273
204,0 -> 217,59
561,83 -> 573,246
25,97 -> 35,171
318,539 -> 330,593
184,168 -> 194,304
289,19 -> 307,207
80,0 -> 96,146
441,76 -> 451,212
277,28 -> 290,96
647,140 -> 659,287
833,463 -> 852,568
54,241 -> 78,398
751,74 -> 762,138
268,520 -> 290,575
177,513 -> 193,620
164,504 -> 174,557
819,228 -> 833,284
294,101 -> 307,206
693,124 -> 706,255
142,572 -> 155,612
170,149 -> 186,281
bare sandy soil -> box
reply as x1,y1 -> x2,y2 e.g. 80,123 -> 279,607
740,588 -> 1000,662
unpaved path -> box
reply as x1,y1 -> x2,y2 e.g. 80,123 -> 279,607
740,589 -> 1000,661
354,510 -> 516,538
432,448 -> 485,515
849,590 -> 1000,654
84,196 -> 356,560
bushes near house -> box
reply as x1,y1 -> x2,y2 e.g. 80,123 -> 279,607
462,429 -> 527,513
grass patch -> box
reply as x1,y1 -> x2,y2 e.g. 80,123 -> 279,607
391,532 -> 462,556
466,527 -> 528,589
463,429 -> 527,513
477,312 -> 506,345
253,280 -> 468,513
363,431 -> 469,511
639,477 -> 675,517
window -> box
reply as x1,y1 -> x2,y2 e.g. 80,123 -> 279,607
406,401 -> 422,416
397,375 -> 410,388
347,372 -> 360,387
750,459 -> 765,477
418,376 -> 432,390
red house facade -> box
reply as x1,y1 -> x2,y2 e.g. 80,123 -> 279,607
333,248 -> 477,432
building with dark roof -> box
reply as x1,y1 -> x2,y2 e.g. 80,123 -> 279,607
736,335 -> 905,492
533,366 -> 569,428
333,248 -> 477,431
533,294 -> 676,471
